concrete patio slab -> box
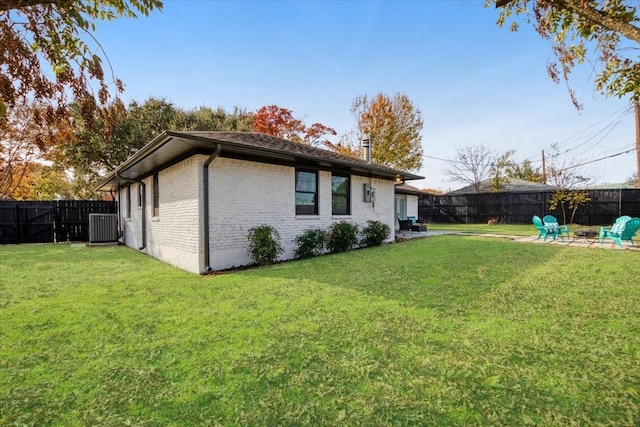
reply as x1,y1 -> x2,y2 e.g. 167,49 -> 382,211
394,230 -> 638,251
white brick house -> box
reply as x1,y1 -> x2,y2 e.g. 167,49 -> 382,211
97,131 -> 423,274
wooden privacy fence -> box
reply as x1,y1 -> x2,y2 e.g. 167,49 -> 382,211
418,189 -> 640,225
0,200 -> 116,244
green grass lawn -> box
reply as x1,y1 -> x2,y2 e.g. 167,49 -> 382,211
1,238 -> 639,426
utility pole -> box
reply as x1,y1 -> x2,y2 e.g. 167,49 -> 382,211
635,101 -> 640,188
541,149 -> 546,184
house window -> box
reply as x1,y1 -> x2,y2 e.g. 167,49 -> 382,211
332,174 -> 350,215
152,174 -> 159,217
125,186 -> 131,219
137,184 -> 142,207
295,170 -> 318,215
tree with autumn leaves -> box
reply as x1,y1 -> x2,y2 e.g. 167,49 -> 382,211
252,105 -> 337,146
0,0 -> 163,131
1,0 -> 163,199
328,93 -> 424,172
2,1 -> 423,197
0,99 -> 79,200
252,99 -> 424,174
491,0 -> 639,108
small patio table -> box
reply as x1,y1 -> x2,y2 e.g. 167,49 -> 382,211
411,224 -> 427,232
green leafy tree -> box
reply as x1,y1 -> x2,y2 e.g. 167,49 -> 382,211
28,165 -> 81,200
507,159 -> 544,182
53,98 -> 254,198
174,106 -> 254,132
53,98 -> 178,193
491,0 -> 640,108
336,93 -> 423,172
1,0 -> 163,130
490,150 -> 516,191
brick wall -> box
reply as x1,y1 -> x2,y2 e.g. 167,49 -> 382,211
207,157 -> 396,271
120,157 -> 203,274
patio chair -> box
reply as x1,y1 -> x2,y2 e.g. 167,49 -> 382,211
599,216 -> 640,248
397,218 -> 411,232
532,215 -> 563,242
598,215 -> 631,244
543,215 -> 570,239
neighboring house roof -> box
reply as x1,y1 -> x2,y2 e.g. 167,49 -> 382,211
447,178 -> 558,195
96,131 -> 424,192
578,183 -> 639,190
394,183 -> 426,196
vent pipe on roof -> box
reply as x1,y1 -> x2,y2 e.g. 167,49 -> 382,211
362,136 -> 372,164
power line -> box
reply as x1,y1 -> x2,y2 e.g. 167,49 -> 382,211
422,154 -> 459,164
521,102 -> 633,163
562,106 -> 632,158
423,145 -> 636,172
550,104 -> 632,149
561,148 -> 636,170
423,105 -> 635,170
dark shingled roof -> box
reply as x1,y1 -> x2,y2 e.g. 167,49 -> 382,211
447,178 -> 558,195
394,184 -> 426,195
579,183 -> 639,190
97,131 -> 423,191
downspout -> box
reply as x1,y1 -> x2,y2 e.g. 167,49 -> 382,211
203,144 -> 222,272
138,181 -> 146,250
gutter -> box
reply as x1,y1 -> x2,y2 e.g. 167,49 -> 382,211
95,132 -> 175,192
202,144 -> 222,272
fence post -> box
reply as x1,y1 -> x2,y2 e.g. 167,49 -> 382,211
14,203 -> 19,244
465,202 -> 468,224
53,200 -> 58,243
619,189 -> 622,217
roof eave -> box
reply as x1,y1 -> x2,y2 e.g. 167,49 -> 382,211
95,131 -> 424,192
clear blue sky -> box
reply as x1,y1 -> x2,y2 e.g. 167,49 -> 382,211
93,0 -> 637,191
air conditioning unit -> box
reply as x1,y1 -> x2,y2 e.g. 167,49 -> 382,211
89,213 -> 118,243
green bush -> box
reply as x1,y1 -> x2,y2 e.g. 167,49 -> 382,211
247,225 -> 283,266
294,228 -> 326,259
326,221 -> 359,253
360,220 -> 391,247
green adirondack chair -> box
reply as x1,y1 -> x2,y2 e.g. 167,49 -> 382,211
533,215 -> 562,242
599,217 -> 640,248
543,215 -> 570,239
598,215 -> 631,244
